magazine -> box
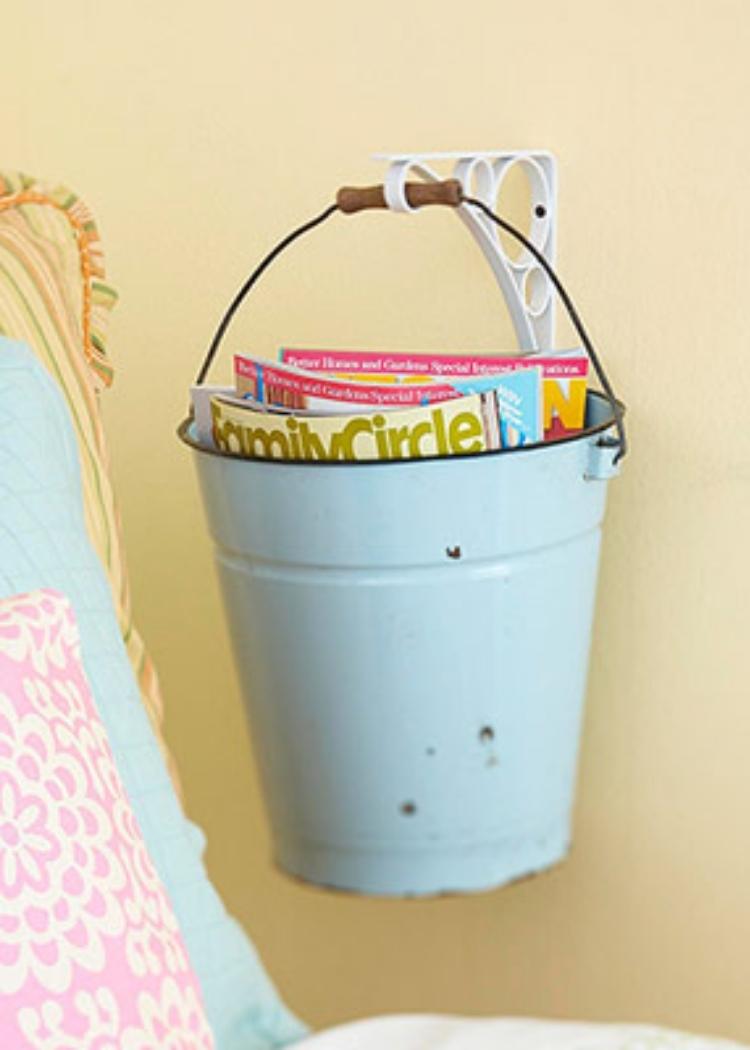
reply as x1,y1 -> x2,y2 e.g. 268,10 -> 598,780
233,354 -> 543,447
278,347 -> 588,438
190,385 -> 234,446
209,392 -> 504,462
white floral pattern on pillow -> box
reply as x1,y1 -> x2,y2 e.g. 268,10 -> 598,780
0,589 -> 214,1048
17,979 -> 214,1050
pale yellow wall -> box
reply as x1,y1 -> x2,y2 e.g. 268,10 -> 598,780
4,0 -> 750,1041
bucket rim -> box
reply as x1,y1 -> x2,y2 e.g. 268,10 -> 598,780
177,389 -> 625,469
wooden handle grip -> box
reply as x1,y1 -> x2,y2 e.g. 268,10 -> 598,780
336,179 -> 463,214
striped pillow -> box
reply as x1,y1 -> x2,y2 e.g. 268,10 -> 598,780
0,170 -> 179,789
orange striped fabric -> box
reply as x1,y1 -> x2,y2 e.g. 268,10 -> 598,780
0,170 -> 180,792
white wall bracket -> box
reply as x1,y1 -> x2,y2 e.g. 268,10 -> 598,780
375,151 -> 557,351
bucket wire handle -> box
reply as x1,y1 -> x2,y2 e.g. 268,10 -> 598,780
195,179 -> 627,462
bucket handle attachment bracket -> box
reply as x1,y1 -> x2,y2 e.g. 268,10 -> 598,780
587,435 -> 623,481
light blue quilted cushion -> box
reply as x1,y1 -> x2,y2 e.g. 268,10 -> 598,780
0,338 -> 307,1049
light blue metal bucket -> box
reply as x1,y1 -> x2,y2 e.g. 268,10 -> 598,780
179,165 -> 626,895
180,393 -> 620,896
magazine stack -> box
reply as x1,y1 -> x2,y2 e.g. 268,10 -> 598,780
191,347 -> 590,463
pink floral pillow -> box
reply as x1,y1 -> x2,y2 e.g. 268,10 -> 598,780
0,590 -> 214,1049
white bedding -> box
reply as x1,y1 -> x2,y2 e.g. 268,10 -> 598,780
293,1016 -> 745,1050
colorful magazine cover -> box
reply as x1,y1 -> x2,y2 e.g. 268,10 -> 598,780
209,392 -> 502,462
279,347 -> 589,439
233,355 -> 543,446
